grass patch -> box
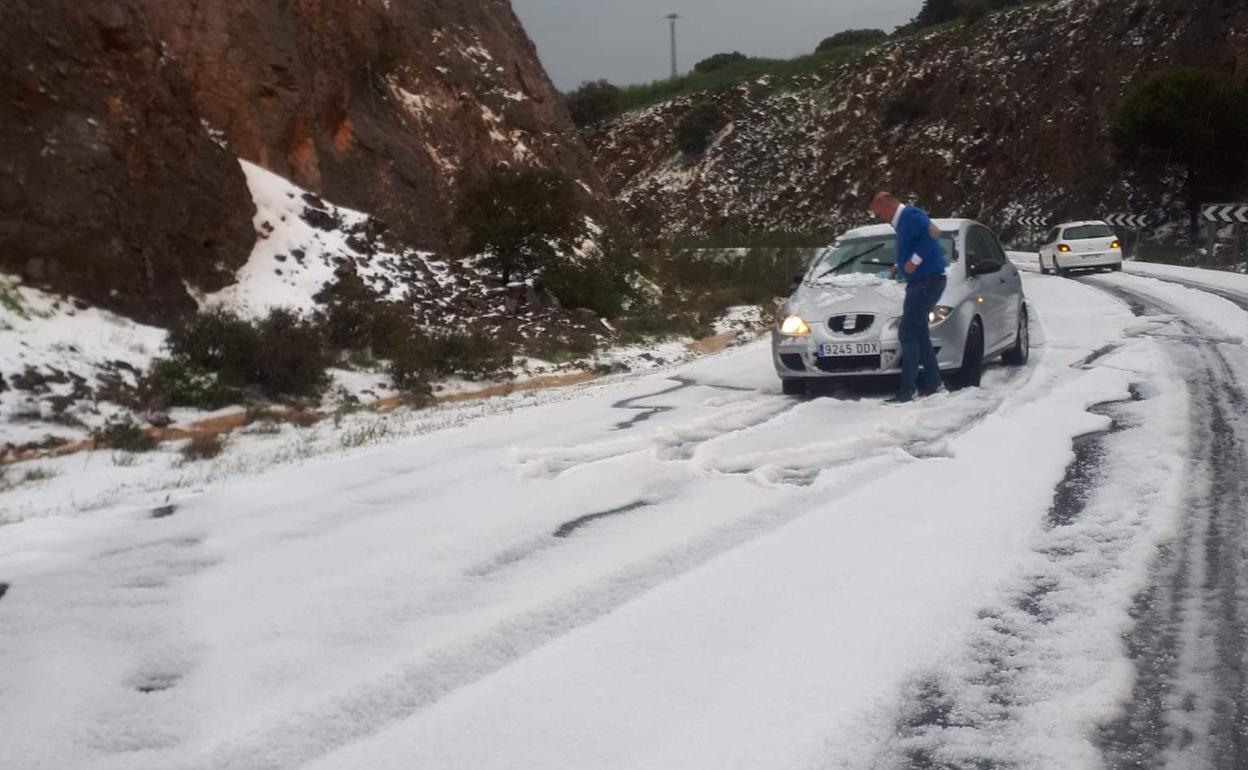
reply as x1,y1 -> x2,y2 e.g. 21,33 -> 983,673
618,45 -> 870,112
180,433 -> 225,462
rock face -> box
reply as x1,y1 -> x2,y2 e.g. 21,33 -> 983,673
590,0 -> 1248,240
143,0 -> 613,251
0,0 -> 257,323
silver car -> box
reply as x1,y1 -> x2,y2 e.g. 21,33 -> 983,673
773,219 -> 1029,395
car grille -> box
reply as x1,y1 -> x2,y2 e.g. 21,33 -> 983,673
779,354 -> 806,371
814,355 -> 882,373
828,314 -> 875,335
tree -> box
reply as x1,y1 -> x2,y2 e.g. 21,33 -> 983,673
693,52 -> 748,74
455,168 -> 587,283
816,29 -> 887,52
565,80 -> 621,129
1114,68 -> 1248,230
909,0 -> 961,29
677,102 -> 726,156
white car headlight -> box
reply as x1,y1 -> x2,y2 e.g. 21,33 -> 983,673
929,306 -> 954,325
779,315 -> 811,336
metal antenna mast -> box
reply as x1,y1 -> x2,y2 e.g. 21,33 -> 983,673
664,14 -> 680,79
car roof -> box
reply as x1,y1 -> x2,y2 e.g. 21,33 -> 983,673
838,218 -> 973,240
1055,220 -> 1110,228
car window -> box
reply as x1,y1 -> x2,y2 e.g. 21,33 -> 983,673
1063,224 -> 1113,240
1046,228 -> 1060,244
967,227 -> 1002,269
807,234 -> 958,283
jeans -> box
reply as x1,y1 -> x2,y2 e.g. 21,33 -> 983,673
899,274 -> 947,400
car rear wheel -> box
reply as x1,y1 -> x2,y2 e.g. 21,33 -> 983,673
781,378 -> 809,396
1002,307 -> 1030,366
1110,262 -> 1123,272
952,318 -> 985,390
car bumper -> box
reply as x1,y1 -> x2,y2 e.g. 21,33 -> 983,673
1057,251 -> 1122,269
772,327 -> 963,379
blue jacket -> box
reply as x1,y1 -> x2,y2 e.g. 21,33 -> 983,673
894,205 -> 948,282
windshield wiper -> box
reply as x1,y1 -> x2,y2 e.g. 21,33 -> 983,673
809,243 -> 886,282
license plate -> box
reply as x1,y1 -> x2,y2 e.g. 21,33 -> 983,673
818,342 -> 880,357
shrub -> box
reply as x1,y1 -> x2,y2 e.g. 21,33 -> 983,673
167,308 -> 332,400
565,80 -> 622,129
694,52 -> 748,74
387,331 -> 512,393
1114,67 -> 1248,209
524,328 -> 600,363
816,29 -> 887,52
883,91 -> 926,127
456,168 -> 587,283
676,102 -> 726,156
959,0 -> 990,25
143,358 -> 233,410
94,419 -> 157,453
539,234 -> 640,318
180,433 -> 224,462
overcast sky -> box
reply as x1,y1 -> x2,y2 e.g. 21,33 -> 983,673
511,0 -> 921,90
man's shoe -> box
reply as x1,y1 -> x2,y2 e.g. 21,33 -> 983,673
920,384 -> 948,398
884,394 -> 914,406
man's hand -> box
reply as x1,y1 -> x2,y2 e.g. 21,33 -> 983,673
887,265 -> 898,278
903,260 -> 918,275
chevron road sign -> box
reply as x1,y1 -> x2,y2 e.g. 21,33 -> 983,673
1202,203 -> 1248,224
1105,213 -> 1149,228
1018,216 -> 1049,227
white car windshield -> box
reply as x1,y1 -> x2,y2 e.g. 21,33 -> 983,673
807,234 -> 958,283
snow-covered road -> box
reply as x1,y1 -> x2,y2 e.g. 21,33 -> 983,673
3,264 -> 1247,768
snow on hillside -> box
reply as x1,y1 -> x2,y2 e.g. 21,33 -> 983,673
1,161 -> 760,463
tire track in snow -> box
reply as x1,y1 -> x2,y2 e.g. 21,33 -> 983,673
1086,279 -> 1248,769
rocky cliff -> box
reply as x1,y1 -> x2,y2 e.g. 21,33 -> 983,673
590,0 -> 1248,241
1,0 -> 612,323
0,0 -> 257,323
143,0 -> 613,251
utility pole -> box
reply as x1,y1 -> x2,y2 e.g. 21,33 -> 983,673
665,14 -> 680,79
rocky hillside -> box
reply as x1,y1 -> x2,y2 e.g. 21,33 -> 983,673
590,0 -> 1248,241
143,0 -> 612,251
1,0 -> 257,323
1,0 -> 611,323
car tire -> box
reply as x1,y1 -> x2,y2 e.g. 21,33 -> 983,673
1002,306 -> 1030,366
781,378 -> 809,396
1056,263 -> 1069,278
1111,262 -> 1123,272
952,318 -> 985,390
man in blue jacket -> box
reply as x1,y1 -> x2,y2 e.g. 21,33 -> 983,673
870,191 -> 948,403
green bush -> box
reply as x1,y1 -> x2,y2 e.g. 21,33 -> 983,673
1114,67 -> 1248,207
144,358 -> 234,410
694,52 -> 748,74
456,168 -> 587,283
94,418 -> 157,453
180,433 -> 225,462
386,331 -> 512,394
167,307 -> 332,400
677,102 -> 726,156
817,29 -> 887,52
565,80 -> 622,129
539,235 -> 640,318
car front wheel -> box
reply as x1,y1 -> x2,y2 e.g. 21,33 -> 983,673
1003,307 -> 1030,366
952,318 -> 985,390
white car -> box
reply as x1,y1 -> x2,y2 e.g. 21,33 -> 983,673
1038,221 -> 1123,276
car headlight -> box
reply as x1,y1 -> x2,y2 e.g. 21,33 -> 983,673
779,314 -> 811,336
1058,244 -> 1071,253
929,306 -> 954,325
1110,240 -> 1121,250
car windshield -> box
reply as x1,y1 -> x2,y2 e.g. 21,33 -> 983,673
807,234 -> 958,283
1063,224 -> 1113,240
